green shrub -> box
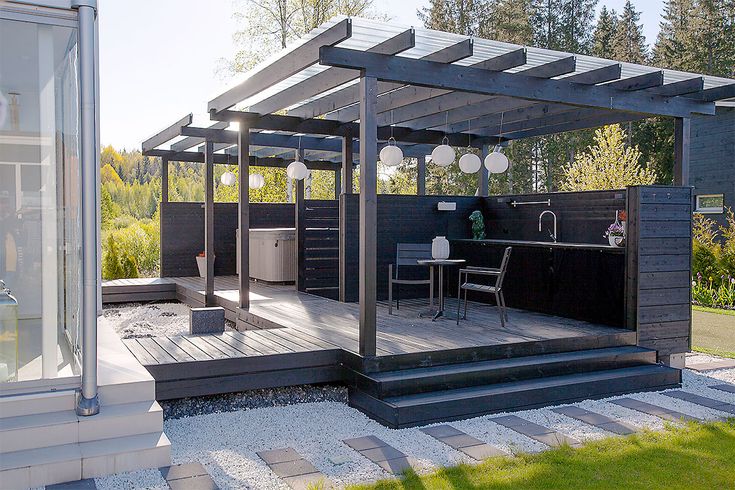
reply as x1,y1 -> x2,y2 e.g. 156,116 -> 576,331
692,210 -> 735,308
101,216 -> 159,279
102,235 -> 139,279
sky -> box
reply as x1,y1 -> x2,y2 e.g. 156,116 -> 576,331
99,0 -> 665,150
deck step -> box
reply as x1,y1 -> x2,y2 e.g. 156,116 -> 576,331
352,346 -> 657,398
349,364 -> 681,428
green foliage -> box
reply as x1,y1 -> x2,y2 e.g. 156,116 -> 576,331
560,124 -> 657,191
691,210 -> 735,308
100,185 -> 120,229
102,219 -> 159,279
102,234 -> 139,280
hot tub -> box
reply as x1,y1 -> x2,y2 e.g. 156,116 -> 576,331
236,228 -> 296,282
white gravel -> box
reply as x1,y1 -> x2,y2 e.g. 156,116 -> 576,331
102,302 -> 234,338
94,468 -> 168,490
89,364 -> 735,490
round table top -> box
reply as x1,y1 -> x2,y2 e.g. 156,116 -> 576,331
416,259 -> 466,266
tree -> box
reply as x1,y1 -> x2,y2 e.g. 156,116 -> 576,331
479,0 -> 534,44
418,0 -> 487,36
531,0 -> 598,52
560,124 -> 657,191
611,0 -> 648,63
222,0 -> 384,75
592,6 -> 617,58
100,186 -> 121,229
100,163 -> 123,185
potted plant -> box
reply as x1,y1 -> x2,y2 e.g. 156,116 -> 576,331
196,252 -> 214,277
604,223 -> 625,247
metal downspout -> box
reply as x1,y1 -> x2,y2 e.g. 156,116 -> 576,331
73,0 -> 99,416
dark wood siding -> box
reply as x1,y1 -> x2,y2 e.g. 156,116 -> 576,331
160,202 -> 294,277
297,199 -> 340,299
626,185 -> 692,358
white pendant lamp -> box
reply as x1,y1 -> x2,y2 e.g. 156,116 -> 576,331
286,143 -> 308,180
432,136 -> 455,167
249,173 -> 265,189
220,171 -> 236,186
484,146 -> 509,174
459,153 -> 482,174
379,137 -> 403,167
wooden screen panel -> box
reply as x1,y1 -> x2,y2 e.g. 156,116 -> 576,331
298,200 -> 340,299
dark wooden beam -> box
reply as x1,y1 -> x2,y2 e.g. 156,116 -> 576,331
318,47 -> 715,117
417,155 -> 426,195
238,126 -> 250,310
289,39 -> 474,119
342,132 -> 353,194
684,82 -> 735,102
650,77 -> 704,97
334,168 -> 341,199
249,29 -> 416,115
141,113 -> 192,152
208,18 -> 352,114
160,156 -> 169,203
674,117 -> 691,186
204,140 -> 215,306
359,75 -> 378,357
606,71 -> 663,91
502,111 -> 648,140
171,121 -> 229,152
144,148 -> 341,170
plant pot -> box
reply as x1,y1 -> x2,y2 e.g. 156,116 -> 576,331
608,235 -> 624,247
432,236 -> 450,259
196,256 -> 214,277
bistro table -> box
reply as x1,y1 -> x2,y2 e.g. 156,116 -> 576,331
416,259 -> 466,320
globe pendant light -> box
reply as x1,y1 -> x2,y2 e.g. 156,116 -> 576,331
432,136 -> 455,167
286,141 -> 308,180
459,152 -> 482,174
249,173 -> 265,189
220,171 -> 236,186
379,137 -> 403,167
484,146 -> 509,174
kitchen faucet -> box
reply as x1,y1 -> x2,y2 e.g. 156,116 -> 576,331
538,210 -> 557,243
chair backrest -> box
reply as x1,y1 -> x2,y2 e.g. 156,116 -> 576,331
395,243 -> 433,272
496,247 -> 512,289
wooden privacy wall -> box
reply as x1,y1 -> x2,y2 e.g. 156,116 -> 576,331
626,185 -> 692,359
297,199 -> 340,299
481,189 -> 627,244
160,202 -> 295,277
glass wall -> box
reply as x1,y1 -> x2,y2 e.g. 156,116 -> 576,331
0,14 -> 82,383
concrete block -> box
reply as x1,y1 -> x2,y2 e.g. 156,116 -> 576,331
189,307 -> 225,334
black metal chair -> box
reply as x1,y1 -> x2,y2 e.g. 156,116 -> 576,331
456,247 -> 512,327
388,243 -> 434,315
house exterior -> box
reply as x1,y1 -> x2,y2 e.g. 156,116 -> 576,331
691,105 -> 735,229
0,2 -> 168,488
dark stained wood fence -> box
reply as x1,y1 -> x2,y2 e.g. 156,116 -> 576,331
160,202 -> 294,277
626,185 -> 692,359
297,199 -> 340,299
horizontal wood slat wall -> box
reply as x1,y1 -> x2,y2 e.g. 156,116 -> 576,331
160,202 -> 294,277
626,185 -> 692,359
297,199 -> 340,299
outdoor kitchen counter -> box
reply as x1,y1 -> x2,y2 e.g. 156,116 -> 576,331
452,239 -> 625,253
450,239 -> 626,328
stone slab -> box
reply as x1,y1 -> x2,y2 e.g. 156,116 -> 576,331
190,307 -> 225,334
420,424 -> 464,439
257,447 -> 302,465
440,433 -> 485,450
611,397 -> 703,422
552,406 -> 639,435
268,459 -> 320,479
492,414 -> 581,447
160,462 -> 209,481
342,435 -> 386,452
168,475 -> 219,490
687,359 -> 735,372
459,443 -> 507,460
712,384 -> 735,394
664,390 -> 735,415
360,445 -> 406,463
47,479 -> 97,490
375,457 -> 415,475
283,473 -> 331,490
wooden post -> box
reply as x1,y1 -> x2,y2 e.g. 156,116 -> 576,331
417,155 -> 426,195
339,193 -> 347,302
479,145 -> 489,196
159,156 -> 169,277
161,156 -> 169,203
334,168 -> 341,199
674,117 -> 691,186
295,149 -> 306,293
359,75 -> 378,357
238,125 -> 250,310
204,140 -> 215,306
342,132 -> 353,194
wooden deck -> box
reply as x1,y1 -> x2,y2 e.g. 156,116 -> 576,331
104,276 -> 635,400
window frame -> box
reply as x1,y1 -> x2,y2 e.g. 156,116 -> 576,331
695,194 -> 725,214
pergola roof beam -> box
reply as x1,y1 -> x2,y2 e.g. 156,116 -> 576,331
288,39 -> 474,119
323,48 -> 529,123
501,111 -> 647,140
141,113 -> 192,152
318,47 -> 715,117
649,77 -> 704,97
606,70 -> 663,91
146,148 -> 341,170
207,18 -> 352,114
378,55 -> 576,129
684,82 -> 735,102
248,28 -> 416,115
170,121 -> 229,152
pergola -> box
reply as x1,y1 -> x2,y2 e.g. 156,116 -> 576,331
143,16 -> 735,358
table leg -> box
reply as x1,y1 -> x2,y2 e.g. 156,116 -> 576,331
419,265 -> 439,319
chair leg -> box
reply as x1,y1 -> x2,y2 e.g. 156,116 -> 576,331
463,288 -> 468,319
429,266 -> 434,309
495,292 -> 505,328
456,274 -> 462,325
388,281 -> 393,315
499,291 -> 508,321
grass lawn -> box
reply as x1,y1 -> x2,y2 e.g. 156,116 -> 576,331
692,306 -> 735,358
349,421 -> 735,490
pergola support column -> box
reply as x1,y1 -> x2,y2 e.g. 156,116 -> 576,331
342,132 -> 353,194
204,140 -> 215,305
674,117 -> 691,186
359,75 -> 378,357
334,168 -> 341,199
479,145 -> 489,196
295,149 -> 306,293
161,156 -> 169,203
238,125 -> 250,310
417,155 -> 426,195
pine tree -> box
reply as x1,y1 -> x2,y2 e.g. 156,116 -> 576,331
418,0 -> 487,35
531,0 -> 597,52
611,0 -> 648,63
479,0 -> 534,44
592,6 -> 618,58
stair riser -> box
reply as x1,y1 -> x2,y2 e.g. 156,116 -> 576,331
0,390 -> 76,419
349,370 -> 681,429
354,351 -> 657,398
352,331 -> 637,373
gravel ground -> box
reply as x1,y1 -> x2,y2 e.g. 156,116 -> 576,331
94,468 -> 168,490
89,364 -> 735,490
102,302 -> 235,339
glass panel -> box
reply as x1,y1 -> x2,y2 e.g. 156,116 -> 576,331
696,194 -> 724,213
0,17 -> 81,382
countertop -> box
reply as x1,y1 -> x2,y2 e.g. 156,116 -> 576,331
452,238 -> 625,253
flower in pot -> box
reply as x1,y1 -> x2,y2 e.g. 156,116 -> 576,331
604,223 -> 625,247
196,252 -> 214,277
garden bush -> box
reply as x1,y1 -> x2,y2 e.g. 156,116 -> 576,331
101,218 -> 160,279
692,209 -> 735,309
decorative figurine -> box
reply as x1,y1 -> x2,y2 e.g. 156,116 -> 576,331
469,210 -> 486,240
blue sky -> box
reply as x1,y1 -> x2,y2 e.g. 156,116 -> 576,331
99,0 -> 665,150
